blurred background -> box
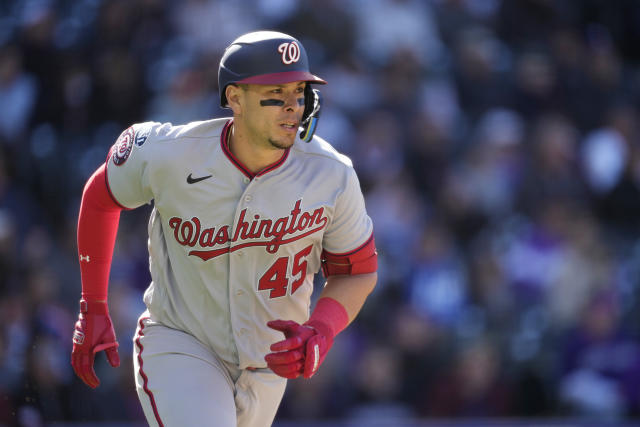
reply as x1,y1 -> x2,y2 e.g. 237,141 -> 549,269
1,0 -> 640,426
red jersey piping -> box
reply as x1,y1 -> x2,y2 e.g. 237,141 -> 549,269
323,233 -> 375,257
220,119 -> 290,179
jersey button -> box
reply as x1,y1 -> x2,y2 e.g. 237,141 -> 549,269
236,290 -> 244,296
243,177 -> 250,184
244,195 -> 252,202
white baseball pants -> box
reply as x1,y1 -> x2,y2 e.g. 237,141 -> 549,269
132,314 -> 287,427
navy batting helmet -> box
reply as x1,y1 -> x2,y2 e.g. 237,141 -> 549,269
218,31 -> 326,107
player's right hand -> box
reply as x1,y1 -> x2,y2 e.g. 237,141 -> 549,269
264,320 -> 315,379
265,319 -> 334,379
71,299 -> 120,388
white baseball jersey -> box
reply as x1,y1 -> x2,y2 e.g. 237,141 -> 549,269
106,118 -> 373,369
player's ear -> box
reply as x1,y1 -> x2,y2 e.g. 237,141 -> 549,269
226,84 -> 244,115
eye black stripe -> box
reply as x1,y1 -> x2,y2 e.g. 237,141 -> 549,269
260,99 -> 285,106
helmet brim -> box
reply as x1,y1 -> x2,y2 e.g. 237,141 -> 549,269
236,71 -> 326,85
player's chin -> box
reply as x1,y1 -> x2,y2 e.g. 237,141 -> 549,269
268,134 -> 296,150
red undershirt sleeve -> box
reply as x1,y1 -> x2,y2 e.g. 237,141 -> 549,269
77,163 -> 124,301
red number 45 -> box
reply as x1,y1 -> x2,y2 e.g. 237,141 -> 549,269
258,245 -> 313,298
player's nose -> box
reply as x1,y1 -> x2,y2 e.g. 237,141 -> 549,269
283,92 -> 302,112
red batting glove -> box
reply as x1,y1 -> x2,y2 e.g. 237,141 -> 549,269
71,299 -> 120,388
265,319 -> 334,379
302,319 -> 334,378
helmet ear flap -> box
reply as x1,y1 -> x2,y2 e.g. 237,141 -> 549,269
300,86 -> 322,142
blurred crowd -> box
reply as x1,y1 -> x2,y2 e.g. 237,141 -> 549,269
1,0 -> 640,425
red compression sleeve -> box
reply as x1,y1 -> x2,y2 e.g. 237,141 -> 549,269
321,235 -> 378,277
305,297 -> 349,338
77,163 -> 123,301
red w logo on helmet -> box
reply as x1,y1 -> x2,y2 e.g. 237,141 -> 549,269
278,42 -> 301,65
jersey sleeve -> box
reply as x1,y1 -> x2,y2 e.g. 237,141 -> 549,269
321,167 -> 377,275
105,122 -> 159,209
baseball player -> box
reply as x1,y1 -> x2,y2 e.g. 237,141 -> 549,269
71,31 -> 377,426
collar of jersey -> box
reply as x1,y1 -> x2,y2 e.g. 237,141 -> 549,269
221,119 -> 291,180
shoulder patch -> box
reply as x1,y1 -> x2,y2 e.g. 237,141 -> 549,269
111,126 -> 135,166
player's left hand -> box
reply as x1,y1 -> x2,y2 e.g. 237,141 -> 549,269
265,319 -> 333,379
